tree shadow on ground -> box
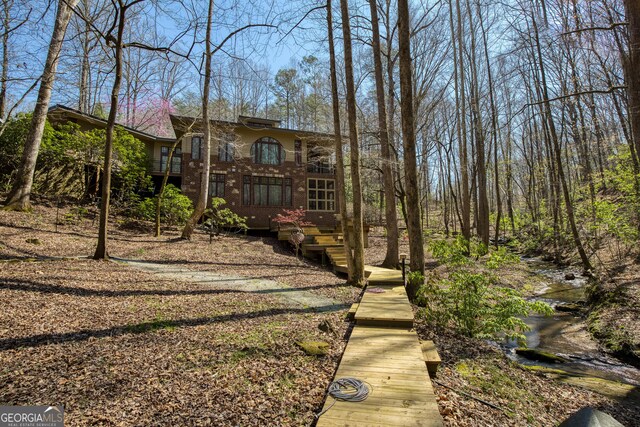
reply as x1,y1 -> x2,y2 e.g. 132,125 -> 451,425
0,304 -> 348,351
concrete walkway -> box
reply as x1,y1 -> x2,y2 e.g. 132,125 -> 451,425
116,258 -> 348,312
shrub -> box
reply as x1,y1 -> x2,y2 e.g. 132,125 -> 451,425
421,237 -> 552,345
203,197 -> 248,237
136,184 -> 192,225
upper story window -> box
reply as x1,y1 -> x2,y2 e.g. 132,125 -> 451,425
250,137 -> 285,165
218,135 -> 235,162
191,136 -> 202,160
307,146 -> 334,174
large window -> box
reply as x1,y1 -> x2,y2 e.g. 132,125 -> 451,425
191,136 -> 202,160
161,146 -> 182,173
243,175 -> 292,206
250,137 -> 285,165
218,135 -> 234,162
308,178 -> 335,211
209,173 -> 225,198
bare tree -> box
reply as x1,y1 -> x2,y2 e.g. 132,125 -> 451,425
94,0 -> 141,259
3,0 -> 79,211
398,0 -> 425,295
181,0 -> 214,240
326,0 -> 354,279
624,0 -> 640,166
339,0 -> 366,286
369,0 -> 399,268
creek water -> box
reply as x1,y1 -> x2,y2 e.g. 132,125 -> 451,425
503,257 -> 640,387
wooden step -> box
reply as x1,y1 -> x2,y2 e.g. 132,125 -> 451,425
303,244 -> 343,251
325,247 -> 346,254
346,303 -> 359,320
420,340 -> 441,378
316,326 -> 444,426
315,238 -> 340,244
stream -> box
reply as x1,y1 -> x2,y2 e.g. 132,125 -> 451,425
503,257 -> 640,387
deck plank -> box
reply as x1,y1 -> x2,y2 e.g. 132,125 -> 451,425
354,285 -> 414,327
316,326 -> 443,427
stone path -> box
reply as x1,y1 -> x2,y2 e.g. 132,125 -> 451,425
116,258 -> 348,312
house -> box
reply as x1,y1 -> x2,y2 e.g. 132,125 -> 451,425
170,114 -> 339,229
47,105 -> 339,229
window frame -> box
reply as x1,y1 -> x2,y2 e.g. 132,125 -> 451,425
251,137 -> 285,165
161,145 -> 182,174
242,175 -> 293,207
295,140 -> 302,166
209,173 -> 225,198
307,178 -> 335,211
191,136 -> 202,160
218,135 -> 234,162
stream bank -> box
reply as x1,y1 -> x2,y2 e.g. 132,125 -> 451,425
502,256 -> 640,399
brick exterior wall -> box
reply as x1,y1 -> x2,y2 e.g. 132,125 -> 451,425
181,153 -> 339,229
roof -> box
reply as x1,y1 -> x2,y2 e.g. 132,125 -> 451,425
47,104 -> 176,143
169,114 -> 342,141
238,115 -> 281,127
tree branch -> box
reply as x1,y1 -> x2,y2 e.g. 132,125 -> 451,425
277,5 -> 325,45
562,22 -> 628,36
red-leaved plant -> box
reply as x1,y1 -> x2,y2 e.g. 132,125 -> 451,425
272,209 -> 314,259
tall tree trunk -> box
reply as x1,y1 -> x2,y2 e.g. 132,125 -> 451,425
369,0 -> 399,269
0,0 -> 10,120
476,0 -> 501,246
339,0 -> 365,286
531,13 -> 593,272
4,0 -> 78,211
181,0 -> 214,240
452,0 -> 471,246
465,0 -> 489,247
78,0 -> 91,113
93,2 -> 129,259
326,0 -> 354,279
398,0 -> 425,298
623,0 -> 640,163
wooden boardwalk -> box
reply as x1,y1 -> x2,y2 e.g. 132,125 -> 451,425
317,265 -> 443,426
354,284 -> 414,328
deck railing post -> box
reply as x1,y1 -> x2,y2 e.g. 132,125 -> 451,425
400,253 -> 407,287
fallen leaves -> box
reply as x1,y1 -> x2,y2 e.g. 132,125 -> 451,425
0,206 -> 355,426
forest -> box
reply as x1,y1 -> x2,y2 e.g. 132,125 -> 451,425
1,0 -> 639,425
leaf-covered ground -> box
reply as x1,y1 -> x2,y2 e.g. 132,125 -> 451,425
0,205 -> 354,426
1,205 -> 638,426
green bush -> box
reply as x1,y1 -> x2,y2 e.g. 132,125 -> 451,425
428,235 -> 490,266
0,115 -> 151,202
407,271 -> 425,289
203,197 -> 248,236
136,184 -> 193,225
421,237 -> 552,345
418,271 -> 552,344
